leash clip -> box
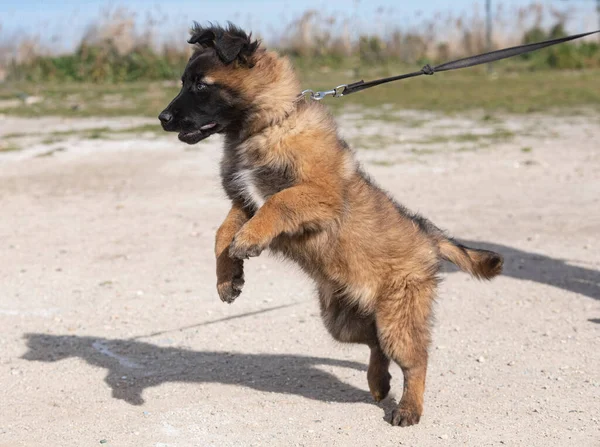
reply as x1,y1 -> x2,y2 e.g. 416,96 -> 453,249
301,85 -> 347,101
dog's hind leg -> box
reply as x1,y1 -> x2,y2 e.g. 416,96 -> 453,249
374,277 -> 436,427
367,342 -> 391,402
319,289 -> 391,402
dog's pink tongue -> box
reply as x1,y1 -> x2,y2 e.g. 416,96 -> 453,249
200,122 -> 217,131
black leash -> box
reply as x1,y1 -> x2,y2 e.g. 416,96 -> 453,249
301,29 -> 600,100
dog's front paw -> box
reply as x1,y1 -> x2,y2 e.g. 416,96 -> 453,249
217,258 -> 244,303
229,230 -> 267,260
217,260 -> 245,303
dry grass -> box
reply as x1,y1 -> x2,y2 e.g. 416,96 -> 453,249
1,2 -> 599,83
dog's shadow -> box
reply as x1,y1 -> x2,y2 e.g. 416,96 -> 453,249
20,241 -> 600,410
446,240 -> 600,302
22,333 -> 375,406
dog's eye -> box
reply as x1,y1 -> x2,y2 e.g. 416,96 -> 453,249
196,82 -> 207,91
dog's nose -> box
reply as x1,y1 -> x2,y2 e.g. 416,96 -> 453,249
158,110 -> 173,124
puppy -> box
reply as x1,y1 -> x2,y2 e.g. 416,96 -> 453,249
159,22 -> 503,426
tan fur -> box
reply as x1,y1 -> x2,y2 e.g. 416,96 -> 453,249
438,240 -> 503,279
203,45 -> 503,427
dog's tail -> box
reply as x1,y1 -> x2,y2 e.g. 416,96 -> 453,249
393,200 -> 503,280
413,214 -> 503,280
436,237 -> 503,280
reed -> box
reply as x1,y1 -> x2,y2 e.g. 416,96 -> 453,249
1,3 -> 598,83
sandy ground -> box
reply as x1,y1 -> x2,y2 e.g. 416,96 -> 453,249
0,109 -> 599,447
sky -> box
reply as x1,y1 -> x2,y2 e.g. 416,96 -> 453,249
0,0 -> 597,51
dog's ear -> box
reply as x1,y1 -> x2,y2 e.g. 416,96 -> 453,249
188,22 -> 260,66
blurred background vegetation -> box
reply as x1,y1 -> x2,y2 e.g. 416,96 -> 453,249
3,2 -> 600,83
0,1 -> 599,117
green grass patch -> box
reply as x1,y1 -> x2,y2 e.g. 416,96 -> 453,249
347,134 -> 398,150
0,66 -> 599,118
35,147 -> 67,157
299,64 -> 600,115
415,128 -> 515,145
359,111 -> 427,127
0,143 -> 21,153
410,148 -> 436,155
3,132 -> 28,138
41,136 -> 62,144
370,159 -> 396,166
3,123 -> 162,142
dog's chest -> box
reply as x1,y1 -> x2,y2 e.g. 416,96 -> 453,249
223,162 -> 296,211
231,168 -> 267,209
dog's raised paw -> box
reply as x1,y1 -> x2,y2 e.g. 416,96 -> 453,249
217,279 -> 243,303
217,268 -> 245,303
229,236 -> 265,260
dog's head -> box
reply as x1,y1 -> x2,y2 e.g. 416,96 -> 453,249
159,22 -> 269,144
160,22 -> 301,144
